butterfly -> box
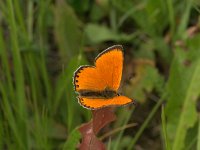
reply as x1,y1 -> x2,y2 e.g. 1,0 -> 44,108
73,45 -> 136,109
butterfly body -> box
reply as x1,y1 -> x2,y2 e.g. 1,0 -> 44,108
78,87 -> 118,99
73,45 -> 135,109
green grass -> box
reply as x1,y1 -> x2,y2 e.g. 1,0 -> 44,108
0,0 -> 200,149
162,105 -> 171,150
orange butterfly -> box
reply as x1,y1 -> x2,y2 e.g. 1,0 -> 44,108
73,45 -> 135,109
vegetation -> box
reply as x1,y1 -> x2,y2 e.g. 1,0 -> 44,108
0,0 -> 200,149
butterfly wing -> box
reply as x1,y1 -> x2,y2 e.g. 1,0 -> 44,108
78,96 -> 134,109
74,45 -> 123,92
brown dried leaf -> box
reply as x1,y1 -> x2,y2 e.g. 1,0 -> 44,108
92,108 -> 116,134
78,108 -> 116,150
78,122 -> 105,150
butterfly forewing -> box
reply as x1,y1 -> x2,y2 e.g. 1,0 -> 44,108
74,45 -> 123,92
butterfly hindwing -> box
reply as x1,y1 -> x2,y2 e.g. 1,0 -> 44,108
78,96 -> 134,110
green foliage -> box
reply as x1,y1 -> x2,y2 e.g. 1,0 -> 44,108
84,24 -> 136,44
110,136 -> 132,150
166,35 -> 200,150
198,117 -> 200,150
63,128 -> 81,150
54,0 -> 83,64
162,105 -> 171,150
112,0 -> 168,36
0,0 -> 200,149
125,64 -> 164,103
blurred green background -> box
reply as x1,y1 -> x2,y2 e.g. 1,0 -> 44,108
0,0 -> 200,149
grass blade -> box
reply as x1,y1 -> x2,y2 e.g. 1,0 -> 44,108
128,94 -> 166,149
197,115 -> 200,150
162,105 -> 171,150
